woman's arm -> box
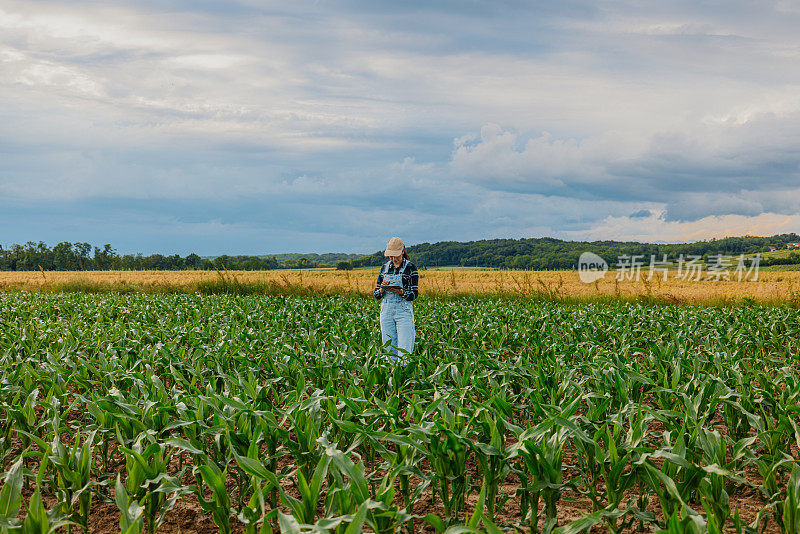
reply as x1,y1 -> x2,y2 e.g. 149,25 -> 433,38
374,266 -> 385,299
402,263 -> 419,301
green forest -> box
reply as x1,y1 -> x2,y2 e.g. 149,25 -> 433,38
0,242 -> 280,271
1,234 -> 799,271
348,234 -> 800,270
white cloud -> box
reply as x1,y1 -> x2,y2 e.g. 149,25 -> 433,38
570,212 -> 800,243
446,109 -> 800,205
0,4 -> 174,51
449,124 -> 639,191
16,61 -> 105,96
165,54 -> 249,70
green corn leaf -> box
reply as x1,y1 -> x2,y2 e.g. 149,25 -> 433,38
481,515 -> 504,534
0,459 -> 23,520
467,485 -> 485,528
783,466 -> 800,534
277,512 -> 301,534
233,452 -> 273,482
198,463 -> 227,498
424,514 -> 446,533
552,512 -> 602,534
279,493 -> 304,523
442,527 -> 483,534
165,437 -> 206,456
343,502 -> 368,534
115,475 -> 144,534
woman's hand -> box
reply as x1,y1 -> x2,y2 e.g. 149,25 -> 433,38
381,280 -> 402,295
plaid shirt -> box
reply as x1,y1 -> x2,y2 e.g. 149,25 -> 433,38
374,259 -> 419,302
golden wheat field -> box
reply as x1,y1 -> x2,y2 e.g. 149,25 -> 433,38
2,268 -> 800,304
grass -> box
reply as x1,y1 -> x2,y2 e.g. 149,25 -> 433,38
2,267 -> 800,306
760,264 -> 800,271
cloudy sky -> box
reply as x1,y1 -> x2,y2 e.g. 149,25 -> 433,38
2,0 -> 800,254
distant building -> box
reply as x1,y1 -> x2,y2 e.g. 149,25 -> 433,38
787,243 -> 800,249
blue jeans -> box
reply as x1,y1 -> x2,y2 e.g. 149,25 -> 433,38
380,291 -> 415,364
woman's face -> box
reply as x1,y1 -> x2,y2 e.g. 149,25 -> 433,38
390,254 -> 402,266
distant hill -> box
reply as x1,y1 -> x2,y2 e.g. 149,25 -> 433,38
345,234 -> 800,270
258,253 -> 363,265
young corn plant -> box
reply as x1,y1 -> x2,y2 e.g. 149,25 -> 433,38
84,399 -> 119,473
754,455 -> 796,533
782,465 -> 800,534
0,455 -> 71,534
121,439 -> 189,534
0,458 -> 24,534
587,422 -> 644,533
514,428 -> 569,534
114,475 -> 144,534
719,391 -> 755,443
697,475 -> 727,534
7,389 -> 42,475
569,417 -> 606,515
656,510 -> 708,534
194,458 -> 233,534
231,449 -> 281,534
370,429 -> 429,533
283,402 -> 324,482
427,420 -> 472,524
641,457 -> 707,532
651,427 -> 706,505
695,428 -> 753,532
279,453 -> 330,525
244,414 -> 284,511
48,432 -> 96,533
322,438 -> 407,534
471,405 -> 515,523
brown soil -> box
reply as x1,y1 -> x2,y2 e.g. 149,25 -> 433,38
4,392 -> 792,534
7,439 -> 784,534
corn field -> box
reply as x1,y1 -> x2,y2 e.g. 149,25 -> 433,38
1,292 -> 799,534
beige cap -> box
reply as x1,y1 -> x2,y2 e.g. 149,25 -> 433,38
384,236 -> 405,257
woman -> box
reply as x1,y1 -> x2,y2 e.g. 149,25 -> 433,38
374,237 -> 419,363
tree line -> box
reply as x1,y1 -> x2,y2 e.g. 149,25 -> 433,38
341,234 -> 800,270
3,234 -> 800,271
0,242 -> 283,271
